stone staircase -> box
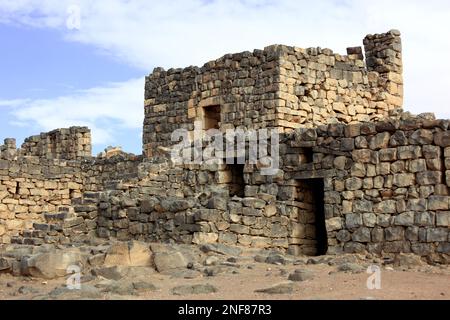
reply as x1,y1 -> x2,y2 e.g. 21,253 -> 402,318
12,192 -> 101,246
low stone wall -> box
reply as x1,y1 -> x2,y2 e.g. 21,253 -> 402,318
96,160 -> 297,250
0,148 -> 142,245
0,157 -> 87,244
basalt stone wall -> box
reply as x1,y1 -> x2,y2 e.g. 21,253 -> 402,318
282,115 -> 450,262
97,114 -> 449,263
86,154 -> 144,189
143,30 -> 403,158
96,159 -> 299,250
20,127 -> 91,160
0,132 -> 142,245
143,49 -> 282,158
279,30 -> 403,127
0,157 -> 88,244
0,138 -> 17,160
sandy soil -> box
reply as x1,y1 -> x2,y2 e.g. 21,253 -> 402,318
1,261 -> 449,300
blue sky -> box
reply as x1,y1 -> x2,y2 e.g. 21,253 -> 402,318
0,22 -> 144,154
1,0 -> 450,155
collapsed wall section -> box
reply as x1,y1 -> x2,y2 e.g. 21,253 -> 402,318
0,127 -> 143,245
278,30 -> 403,128
0,157 -> 88,244
20,127 -> 92,160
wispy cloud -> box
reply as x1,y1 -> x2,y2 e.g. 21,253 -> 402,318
1,0 -> 450,149
1,77 -> 144,146
0,99 -> 30,108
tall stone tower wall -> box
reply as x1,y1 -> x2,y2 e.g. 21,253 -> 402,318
143,30 -> 403,158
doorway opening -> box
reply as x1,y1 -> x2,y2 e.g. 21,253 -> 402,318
227,163 -> 245,197
296,178 -> 328,256
202,105 -> 221,130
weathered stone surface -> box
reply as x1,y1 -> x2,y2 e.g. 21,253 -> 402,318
255,282 -> 296,295
265,253 -> 288,265
394,212 -> 414,227
428,196 -> 449,211
370,132 -> 390,150
337,230 -> 352,243
161,198 -> 194,212
353,200 -> 373,213
374,201 -> 397,214
153,251 -> 188,273
21,250 -> 83,279
346,214 -> 363,230
288,269 -> 314,282
416,171 -> 442,185
393,253 -> 424,267
92,266 -> 130,280
103,242 -> 130,267
393,173 -> 415,187
326,218 -> 343,232
385,227 -> 404,241
207,197 -> 228,211
426,228 -> 448,242
345,178 -> 363,191
437,243 -> 450,254
352,227 -> 371,243
200,243 -> 242,256
415,212 -> 434,227
129,241 -> 153,267
397,146 -> 421,159
337,263 -> 365,274
172,284 -> 218,296
436,212 -> 450,227
230,224 -> 250,235
192,232 -> 219,244
0,257 -> 12,271
410,129 -> 433,145
48,284 -> 103,300
434,131 -> 450,147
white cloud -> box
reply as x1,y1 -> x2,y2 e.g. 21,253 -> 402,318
0,99 -> 30,108
1,78 -> 144,146
1,0 -> 450,141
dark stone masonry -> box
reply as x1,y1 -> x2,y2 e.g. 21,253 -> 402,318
0,30 -> 449,264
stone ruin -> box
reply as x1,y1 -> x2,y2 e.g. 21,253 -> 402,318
0,30 -> 449,266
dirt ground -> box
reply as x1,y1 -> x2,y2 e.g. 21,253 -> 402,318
1,260 -> 449,300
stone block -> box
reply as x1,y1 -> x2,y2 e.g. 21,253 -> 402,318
352,227 -> 371,243
415,212 -> 435,227
416,171 -> 442,185
428,196 -> 449,211
394,212 -> 414,227
436,212 -> 450,227
393,173 -> 415,187
385,227 -> 404,241
426,228 -> 448,242
345,213 -> 362,230
325,217 -> 342,232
